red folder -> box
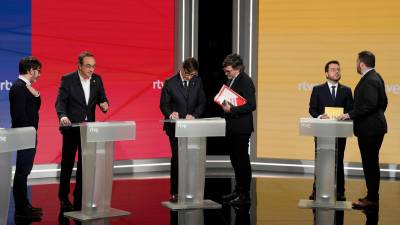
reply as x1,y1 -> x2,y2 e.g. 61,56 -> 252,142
214,85 -> 247,107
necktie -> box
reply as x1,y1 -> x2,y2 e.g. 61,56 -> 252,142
331,86 -> 336,100
183,81 -> 188,96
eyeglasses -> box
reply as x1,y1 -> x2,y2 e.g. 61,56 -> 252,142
328,68 -> 340,72
83,64 -> 96,69
183,71 -> 197,77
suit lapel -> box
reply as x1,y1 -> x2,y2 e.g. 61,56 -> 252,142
174,74 -> 188,99
323,82 -> 335,103
230,73 -> 242,91
88,76 -> 96,105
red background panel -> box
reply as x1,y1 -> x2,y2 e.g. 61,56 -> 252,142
32,0 -> 174,163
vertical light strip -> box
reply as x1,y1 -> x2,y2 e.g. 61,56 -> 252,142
236,0 -> 241,53
248,0 -> 253,77
191,0 -> 195,56
181,0 -> 186,62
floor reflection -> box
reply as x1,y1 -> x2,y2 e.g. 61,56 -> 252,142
5,176 -> 399,224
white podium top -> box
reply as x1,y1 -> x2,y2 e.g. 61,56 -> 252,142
0,127 -> 36,153
299,117 -> 353,137
174,118 -> 226,137
78,121 -> 136,143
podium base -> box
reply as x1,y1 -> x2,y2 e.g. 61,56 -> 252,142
298,199 -> 352,210
64,208 -> 130,221
161,199 -> 222,210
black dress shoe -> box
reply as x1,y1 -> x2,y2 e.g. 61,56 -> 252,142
222,192 -> 239,203
169,194 -> 178,203
14,207 -> 42,221
60,199 -> 74,212
27,204 -> 43,214
352,199 -> 379,210
229,194 -> 251,206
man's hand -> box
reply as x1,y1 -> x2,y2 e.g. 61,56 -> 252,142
185,114 -> 195,120
319,113 -> 330,119
100,101 -> 109,112
222,101 -> 231,113
170,112 -> 179,120
337,113 -> 350,121
60,116 -> 72,126
26,84 -> 40,97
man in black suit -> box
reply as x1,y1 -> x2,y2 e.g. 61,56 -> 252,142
160,57 -> 206,202
338,51 -> 387,210
308,60 -> 353,201
9,56 -> 43,220
220,53 -> 256,206
55,51 -> 109,211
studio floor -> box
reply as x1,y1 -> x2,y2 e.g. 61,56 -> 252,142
6,173 -> 400,225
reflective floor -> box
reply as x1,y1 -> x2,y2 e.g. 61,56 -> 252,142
7,174 -> 400,225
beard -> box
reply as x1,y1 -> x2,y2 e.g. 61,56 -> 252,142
356,64 -> 362,75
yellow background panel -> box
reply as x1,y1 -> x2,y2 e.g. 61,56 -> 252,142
257,0 -> 400,163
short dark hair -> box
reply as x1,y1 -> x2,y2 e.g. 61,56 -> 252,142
223,53 -> 245,71
182,57 -> 199,73
324,60 -> 340,72
19,56 -> 42,74
358,51 -> 375,68
78,51 -> 95,65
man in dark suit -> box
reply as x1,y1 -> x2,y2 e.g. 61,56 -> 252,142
220,53 -> 256,206
9,56 -> 43,220
338,51 -> 387,210
308,60 -> 353,201
55,51 -> 109,211
160,57 -> 206,202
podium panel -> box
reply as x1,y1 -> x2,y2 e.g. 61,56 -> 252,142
0,127 -> 36,225
297,118 -> 353,210
64,121 -> 135,221
162,118 -> 225,210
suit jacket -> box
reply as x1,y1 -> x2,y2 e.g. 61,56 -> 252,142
349,69 -> 387,137
55,71 -> 108,125
160,73 -> 206,136
224,72 -> 256,135
309,82 -> 353,118
9,79 -> 41,129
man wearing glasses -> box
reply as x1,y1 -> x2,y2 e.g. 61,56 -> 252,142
220,53 -> 256,206
9,56 -> 43,221
55,51 -> 109,211
160,57 -> 206,202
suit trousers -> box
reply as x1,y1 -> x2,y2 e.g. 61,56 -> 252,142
357,135 -> 384,202
58,127 -> 83,209
13,147 -> 36,211
227,133 -> 252,195
312,137 -> 346,196
168,135 -> 179,195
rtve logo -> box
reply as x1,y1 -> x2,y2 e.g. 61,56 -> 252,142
89,128 -> 99,133
177,123 -> 187,129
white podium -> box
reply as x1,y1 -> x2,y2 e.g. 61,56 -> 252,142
162,118 -> 225,210
298,118 -> 353,210
0,127 -> 36,225
64,121 -> 136,221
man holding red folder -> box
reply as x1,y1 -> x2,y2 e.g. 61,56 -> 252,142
219,53 -> 256,206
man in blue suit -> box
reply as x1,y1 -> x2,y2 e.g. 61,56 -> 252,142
309,60 -> 353,201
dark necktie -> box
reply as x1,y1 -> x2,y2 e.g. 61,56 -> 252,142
331,86 -> 336,101
183,81 -> 188,96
